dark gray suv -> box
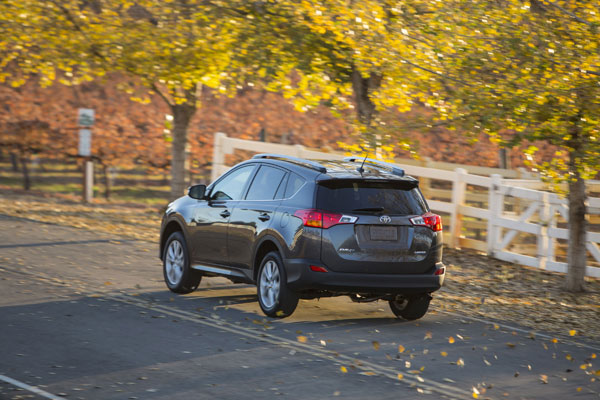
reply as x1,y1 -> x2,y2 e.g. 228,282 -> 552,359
159,154 -> 445,319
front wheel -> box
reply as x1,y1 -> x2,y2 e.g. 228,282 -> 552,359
163,232 -> 201,294
257,251 -> 298,318
389,294 -> 431,320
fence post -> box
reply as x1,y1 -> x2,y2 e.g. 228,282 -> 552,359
449,168 -> 467,248
419,157 -> 433,198
294,144 -> 306,158
537,192 -> 550,269
546,194 -> 559,265
212,132 -> 226,182
487,174 -> 503,256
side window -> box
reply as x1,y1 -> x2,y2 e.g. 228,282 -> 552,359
285,172 -> 306,198
210,165 -> 255,200
246,165 -> 287,201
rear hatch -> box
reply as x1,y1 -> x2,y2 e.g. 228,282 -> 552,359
317,179 -> 438,274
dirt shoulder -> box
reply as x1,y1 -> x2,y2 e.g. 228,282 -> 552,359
1,189 -> 598,340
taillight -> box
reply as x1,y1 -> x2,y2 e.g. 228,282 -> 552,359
410,212 -> 442,232
293,209 -> 357,229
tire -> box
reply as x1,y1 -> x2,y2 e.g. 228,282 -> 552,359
257,251 -> 299,318
389,294 -> 431,321
163,231 -> 201,294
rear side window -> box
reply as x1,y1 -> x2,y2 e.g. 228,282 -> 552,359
285,173 -> 306,198
316,180 -> 427,215
246,165 -> 287,200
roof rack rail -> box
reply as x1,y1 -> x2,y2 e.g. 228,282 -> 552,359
343,157 -> 405,177
253,154 -> 327,173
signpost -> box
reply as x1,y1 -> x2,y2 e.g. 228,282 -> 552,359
78,109 -> 94,203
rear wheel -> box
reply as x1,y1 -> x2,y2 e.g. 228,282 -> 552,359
257,251 -> 298,318
163,232 -> 201,294
389,294 -> 431,320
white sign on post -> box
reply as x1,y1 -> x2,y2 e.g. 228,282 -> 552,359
78,129 -> 92,156
78,108 -> 95,127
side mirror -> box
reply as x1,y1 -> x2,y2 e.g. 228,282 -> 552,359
188,184 -> 207,200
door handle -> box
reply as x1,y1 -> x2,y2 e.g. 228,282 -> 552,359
220,210 -> 231,218
258,213 -> 270,222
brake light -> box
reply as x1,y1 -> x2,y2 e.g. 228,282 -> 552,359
293,209 -> 357,229
410,212 -> 443,232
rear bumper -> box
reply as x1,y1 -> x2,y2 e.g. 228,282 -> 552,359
285,259 -> 445,295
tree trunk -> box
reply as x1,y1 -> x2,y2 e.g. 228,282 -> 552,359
102,164 -> 111,200
565,153 -> 587,292
351,66 -> 381,129
169,101 -> 197,199
498,148 -> 510,169
10,152 -> 19,172
20,156 -> 31,190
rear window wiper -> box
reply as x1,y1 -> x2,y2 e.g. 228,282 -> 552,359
351,207 -> 385,213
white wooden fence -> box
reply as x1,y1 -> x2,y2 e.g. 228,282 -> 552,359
211,132 -> 600,278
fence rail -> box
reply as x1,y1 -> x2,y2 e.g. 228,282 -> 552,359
211,132 -> 600,278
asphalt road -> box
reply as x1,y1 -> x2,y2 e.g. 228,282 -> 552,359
0,214 -> 598,400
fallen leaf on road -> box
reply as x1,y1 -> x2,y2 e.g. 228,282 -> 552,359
372,341 -> 380,350
448,336 -> 455,344
540,375 -> 548,384
457,358 -> 465,367
569,329 -> 577,336
397,373 -> 403,380
506,343 -> 516,348
424,331 -> 432,340
398,345 -> 405,353
297,336 -> 307,343
441,351 -> 448,357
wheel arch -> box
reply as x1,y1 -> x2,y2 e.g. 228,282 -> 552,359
252,236 -> 285,282
160,218 -> 186,261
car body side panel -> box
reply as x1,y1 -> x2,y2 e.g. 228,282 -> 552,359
228,199 -> 282,269
190,199 -> 235,265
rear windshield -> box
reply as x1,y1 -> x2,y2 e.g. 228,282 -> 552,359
317,180 -> 428,215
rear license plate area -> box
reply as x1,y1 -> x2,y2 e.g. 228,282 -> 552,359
369,226 -> 397,241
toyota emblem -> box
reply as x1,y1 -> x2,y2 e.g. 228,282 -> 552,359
379,215 -> 391,224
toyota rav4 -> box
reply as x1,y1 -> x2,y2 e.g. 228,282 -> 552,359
159,154 -> 445,319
